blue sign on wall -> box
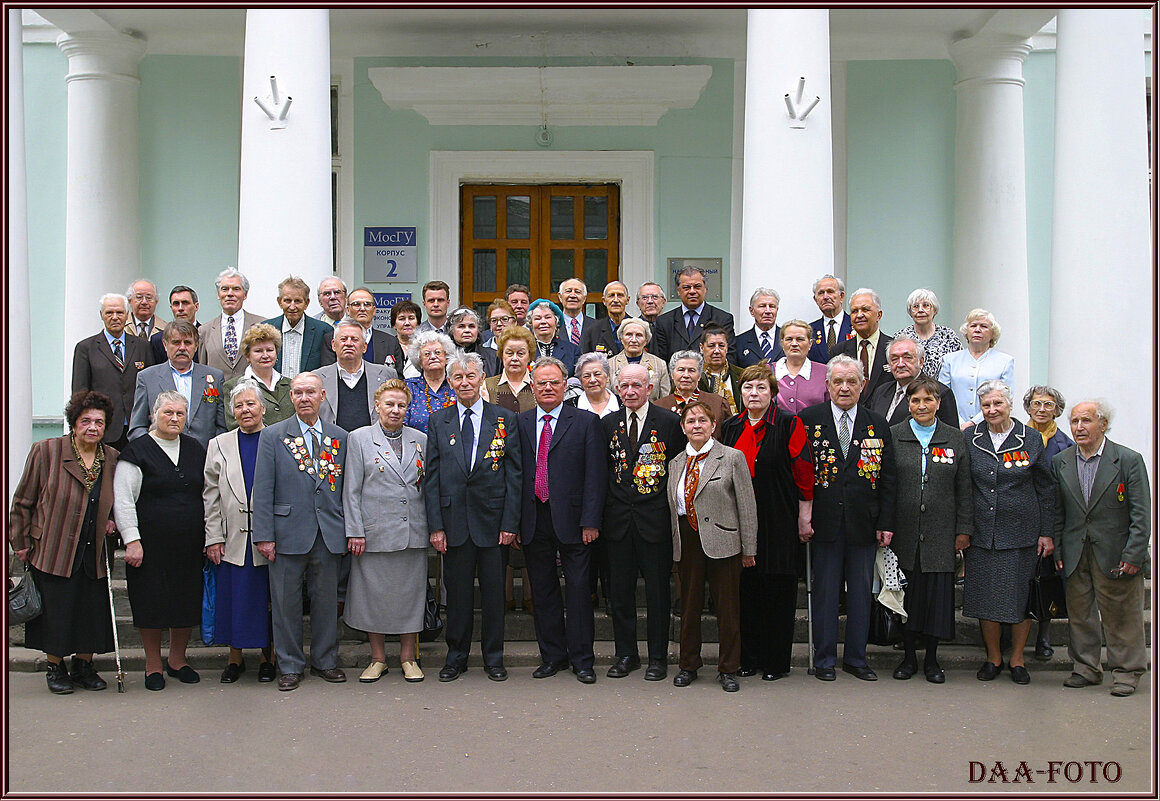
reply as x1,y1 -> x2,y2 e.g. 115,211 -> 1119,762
372,292 -> 412,332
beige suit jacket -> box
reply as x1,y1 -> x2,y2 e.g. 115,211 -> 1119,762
666,442 -> 757,561
128,316 -> 166,340
197,311 -> 265,381
607,351 -> 671,401
203,428 -> 269,567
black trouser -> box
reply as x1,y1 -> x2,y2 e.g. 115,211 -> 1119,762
523,500 -> 595,671
443,539 -> 508,669
607,519 -> 672,664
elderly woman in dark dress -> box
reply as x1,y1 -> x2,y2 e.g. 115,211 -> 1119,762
10,391 -> 118,694
448,307 -> 499,377
889,375 -> 973,684
114,390 -> 207,690
964,379 -> 1055,685
719,363 -> 814,682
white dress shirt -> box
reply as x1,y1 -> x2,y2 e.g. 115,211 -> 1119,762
675,438 -> 715,516
170,363 -> 194,405
338,362 -> 366,390
280,316 -> 305,378
533,403 -> 564,456
458,396 -> 485,467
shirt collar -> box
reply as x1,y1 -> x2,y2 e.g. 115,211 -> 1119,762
774,358 -> 812,381
458,397 -> 485,418
220,310 -> 245,327
498,370 -> 530,390
297,416 -> 322,437
282,316 -> 305,335
103,329 -> 123,347
626,402 -> 650,423
830,402 -> 857,429
169,361 -> 193,378
244,364 -> 281,386
338,361 -> 366,382
683,302 -> 706,318
856,329 -> 881,351
537,403 -> 564,423
134,316 -> 153,331
1078,438 -> 1107,462
685,438 -> 714,457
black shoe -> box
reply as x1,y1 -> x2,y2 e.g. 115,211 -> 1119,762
644,661 -> 667,681
924,664 -> 946,684
673,668 -> 697,687
842,663 -> 878,681
532,661 -> 567,679
1009,664 -> 1031,685
69,657 -> 107,691
258,661 -> 276,682
606,656 -> 641,678
46,662 -> 74,694
573,667 -> 597,684
438,664 -> 467,682
144,672 -> 166,691
1034,640 -> 1054,661
717,672 -> 739,692
308,666 -> 347,683
220,662 -> 245,684
485,665 -> 508,682
736,666 -> 758,677
814,666 -> 836,681
164,661 -> 201,684
976,661 -> 1003,681
892,659 -> 917,680
762,670 -> 786,681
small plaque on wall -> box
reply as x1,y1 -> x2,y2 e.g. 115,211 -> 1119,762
364,227 -> 418,282
667,258 -> 723,302
372,292 -> 411,333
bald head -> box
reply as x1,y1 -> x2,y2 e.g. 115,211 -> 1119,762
617,363 -> 653,412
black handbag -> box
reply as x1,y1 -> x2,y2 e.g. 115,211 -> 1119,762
867,599 -> 904,646
9,564 -> 43,626
418,579 -> 443,643
1027,556 -> 1067,621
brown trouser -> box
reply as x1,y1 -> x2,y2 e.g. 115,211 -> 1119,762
676,515 -> 742,673
1065,541 -> 1148,688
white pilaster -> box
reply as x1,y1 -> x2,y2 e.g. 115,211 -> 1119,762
1049,9 -> 1152,464
949,34 -> 1032,396
739,9 -> 835,325
57,30 -> 146,408
237,9 -> 333,304
9,10 -> 32,498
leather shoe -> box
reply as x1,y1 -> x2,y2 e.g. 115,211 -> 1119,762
220,662 -> 245,684
606,656 -> 641,678
45,662 -> 74,694
257,661 -> 276,682
717,672 -> 739,692
309,666 -> 347,683
814,667 -> 836,681
892,659 -> 917,680
438,664 -> 467,682
69,657 -> 107,691
277,673 -> 301,691
484,665 -> 508,682
1110,683 -> 1136,697
574,667 -> 597,684
842,663 -> 878,681
736,666 -> 758,677
644,662 -> 667,681
144,672 -> 165,691
1034,639 -> 1054,661
1009,664 -> 1031,685
1063,673 -> 1100,688
164,662 -> 201,684
924,664 -> 946,684
673,668 -> 697,687
976,661 -> 1003,681
762,670 -> 786,681
532,661 -> 567,679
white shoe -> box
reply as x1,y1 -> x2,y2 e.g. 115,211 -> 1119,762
359,661 -> 388,683
401,660 -> 424,682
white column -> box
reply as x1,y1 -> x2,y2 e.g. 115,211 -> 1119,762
739,9 -> 834,324
949,34 -> 1032,395
57,30 -> 146,401
237,9 -> 333,304
9,11 -> 32,497
1049,9 -> 1152,463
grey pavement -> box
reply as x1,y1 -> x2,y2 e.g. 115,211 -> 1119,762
6,660 -> 1151,794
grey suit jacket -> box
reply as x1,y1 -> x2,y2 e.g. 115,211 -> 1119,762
129,361 -> 227,448
197,311 -> 265,381
342,424 -> 429,552
251,415 -> 349,555
1052,439 -> 1151,577
203,428 -> 268,567
666,442 -> 757,561
315,361 -> 399,427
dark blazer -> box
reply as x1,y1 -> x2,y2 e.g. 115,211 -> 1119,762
808,313 -> 852,363
966,419 -> 1054,551
425,401 -> 523,547
561,313 -> 596,349
833,333 -> 895,398
798,402 -> 897,545
735,325 -> 783,367
889,419 -> 973,573
151,326 -> 203,366
868,378 -> 959,428
536,337 -> 581,377
517,404 -> 608,545
320,328 -> 405,375
72,331 -> 154,444
9,437 -> 118,579
601,404 -> 685,544
651,303 -> 736,365
579,316 -> 623,356
698,365 -> 744,414
261,314 -> 334,374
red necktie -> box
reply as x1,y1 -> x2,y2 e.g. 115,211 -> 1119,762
570,318 -> 581,346
535,414 -> 553,502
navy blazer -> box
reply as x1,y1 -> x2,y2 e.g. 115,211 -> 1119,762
262,314 -> 333,374
867,377 -> 959,428
808,313 -> 852,363
536,337 -> 581,377
517,404 -> 608,545
578,316 -> 623,356
734,325 -> 783,367
651,303 -> 736,365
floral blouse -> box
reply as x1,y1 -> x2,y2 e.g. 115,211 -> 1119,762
896,324 -> 963,379
403,375 -> 457,434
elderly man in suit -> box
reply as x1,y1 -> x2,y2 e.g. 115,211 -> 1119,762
557,278 -> 595,350
425,352 -> 523,682
1053,401 -> 1151,697
808,274 -> 852,363
651,267 -> 736,365
197,268 -> 265,382
832,288 -> 894,399
72,293 -> 153,450
152,285 -> 201,365
867,335 -> 958,427
601,363 -> 685,681
316,319 -> 398,431
130,320 -> 225,448
518,357 -> 608,683
262,276 -> 334,379
315,277 -> 348,327
321,287 -> 406,374
735,287 -> 784,368
635,282 -> 667,330
799,355 -> 897,682
125,279 -> 166,340
252,372 -> 350,691
579,281 -> 629,356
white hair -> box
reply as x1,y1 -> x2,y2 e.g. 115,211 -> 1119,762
748,287 -> 781,307
215,268 -> 250,293
906,287 -> 941,315
408,330 -> 455,366
559,277 -> 588,295
850,288 -> 882,310
125,279 -> 157,298
960,309 -> 1002,347
228,378 -> 266,412
98,293 -> 129,313
151,390 -> 188,422
826,354 -> 865,382
976,379 -> 1013,405
812,274 -> 845,295
1072,398 -> 1114,429
602,280 -> 628,296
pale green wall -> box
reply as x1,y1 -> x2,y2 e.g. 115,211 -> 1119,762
1023,51 -> 1057,384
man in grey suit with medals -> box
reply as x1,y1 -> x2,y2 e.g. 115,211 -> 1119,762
252,372 -> 350,691
425,352 -> 523,682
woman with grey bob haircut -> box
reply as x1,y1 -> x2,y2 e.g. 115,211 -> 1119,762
895,288 -> 963,379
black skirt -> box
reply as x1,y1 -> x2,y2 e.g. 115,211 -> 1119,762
24,549 -> 114,657
901,568 -> 955,641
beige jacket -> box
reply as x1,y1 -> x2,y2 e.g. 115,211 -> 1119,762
667,441 -> 757,561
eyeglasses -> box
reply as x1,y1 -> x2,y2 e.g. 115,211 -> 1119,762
638,294 -> 664,302
490,315 -> 514,325
348,301 -> 375,309
1029,400 -> 1057,410
533,379 -> 564,388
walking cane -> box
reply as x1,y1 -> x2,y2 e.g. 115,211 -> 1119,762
104,541 -> 126,692
805,541 -> 815,675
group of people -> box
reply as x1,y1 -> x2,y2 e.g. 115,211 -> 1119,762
10,267 -> 1149,699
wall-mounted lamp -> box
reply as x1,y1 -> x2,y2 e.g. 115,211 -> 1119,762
254,75 -> 293,130
784,76 -> 822,130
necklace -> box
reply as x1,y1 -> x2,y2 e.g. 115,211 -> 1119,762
69,434 -> 104,492
423,380 -> 456,417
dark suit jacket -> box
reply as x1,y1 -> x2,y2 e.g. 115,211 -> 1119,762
868,378 -> 959,428
579,316 -> 623,356
517,404 -> 608,545
320,328 -> 405,375
808,313 -> 852,363
735,325 -> 783,367
72,331 -> 154,443
698,365 -> 744,414
833,333 -> 895,399
966,419 -> 1054,551
262,314 -> 334,374
536,337 -> 581,377
798,402 -> 897,545
151,325 -> 202,366
424,402 -> 523,547
601,404 -> 685,544
651,303 -> 736,365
